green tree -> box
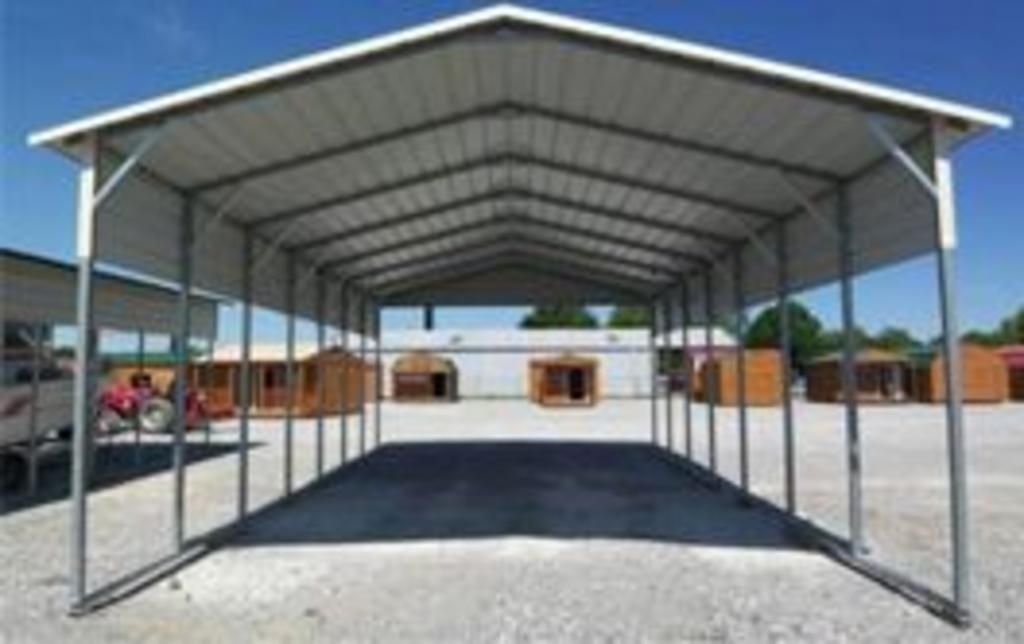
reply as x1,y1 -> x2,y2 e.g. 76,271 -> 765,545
606,306 -> 651,329
997,306 -> 1024,344
960,329 -> 1004,347
870,326 -> 921,352
744,302 -> 826,370
817,326 -> 871,356
519,305 -> 598,329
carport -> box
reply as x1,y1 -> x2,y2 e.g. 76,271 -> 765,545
28,5 -> 1010,624
1,248 -> 218,493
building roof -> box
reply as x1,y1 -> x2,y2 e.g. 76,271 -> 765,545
1,248 -> 219,338
381,328 -> 735,353
809,348 -> 908,365
998,345 -> 1024,368
29,5 -> 1011,320
393,351 -> 457,373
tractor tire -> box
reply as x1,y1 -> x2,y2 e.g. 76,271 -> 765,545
139,398 -> 174,433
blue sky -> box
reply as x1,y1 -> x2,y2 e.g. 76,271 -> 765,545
3,1 -> 1021,345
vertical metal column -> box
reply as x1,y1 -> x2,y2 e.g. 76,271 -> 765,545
373,303 -> 382,447
704,271 -> 717,474
172,200 -> 194,553
70,140 -> 99,609
134,330 -> 144,465
932,121 -> 970,615
837,185 -> 865,553
648,302 -> 658,445
237,231 -> 253,522
339,283 -> 349,463
358,296 -> 367,456
663,298 -> 674,452
284,255 -> 296,496
27,323 -> 43,495
681,280 -> 693,460
777,223 -> 797,514
734,253 -> 750,495
204,336 -> 213,445
315,275 -> 326,479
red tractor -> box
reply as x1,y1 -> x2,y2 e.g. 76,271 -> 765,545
96,373 -> 209,434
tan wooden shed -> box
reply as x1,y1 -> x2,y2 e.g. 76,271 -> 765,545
908,344 -> 1008,403
698,349 -> 782,406
528,354 -> 599,407
176,347 -> 377,418
998,346 -> 1024,401
392,351 -> 458,402
805,349 -> 909,403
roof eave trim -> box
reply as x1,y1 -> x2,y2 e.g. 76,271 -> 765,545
26,3 -> 1011,155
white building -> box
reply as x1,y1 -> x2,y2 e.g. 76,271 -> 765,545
381,328 -> 734,399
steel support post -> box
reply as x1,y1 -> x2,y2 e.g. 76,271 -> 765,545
339,283 -> 349,463
134,330 -> 144,466
373,304 -> 382,447
284,255 -> 296,496
777,223 -> 797,514
734,253 -> 750,495
358,297 -> 367,456
933,122 -> 970,616
649,303 -> 658,445
315,276 -> 326,478
704,272 -> 717,474
69,141 -> 99,610
204,337 -> 213,445
238,231 -> 253,521
172,201 -> 194,553
681,281 -> 693,460
27,323 -> 42,495
663,299 -> 675,452
837,185 -> 865,553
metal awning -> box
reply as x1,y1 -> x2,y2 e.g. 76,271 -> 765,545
1,248 -> 219,338
27,4 -> 1010,321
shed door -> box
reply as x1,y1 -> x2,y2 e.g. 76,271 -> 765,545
431,372 -> 447,399
568,368 -> 586,401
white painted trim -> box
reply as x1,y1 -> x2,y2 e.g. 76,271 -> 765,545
28,4 -> 1010,152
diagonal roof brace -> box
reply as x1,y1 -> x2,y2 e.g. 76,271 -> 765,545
865,115 -> 938,199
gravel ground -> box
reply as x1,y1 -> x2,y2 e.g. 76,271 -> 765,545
1,399 -> 1022,643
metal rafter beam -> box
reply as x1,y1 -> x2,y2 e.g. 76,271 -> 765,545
317,210 -> 703,273
290,187 -> 739,254
190,100 -> 838,196
375,249 -> 657,300
251,149 -> 783,231
349,233 -> 666,289
379,254 -> 650,303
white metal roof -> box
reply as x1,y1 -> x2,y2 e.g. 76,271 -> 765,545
1,249 -> 219,338
29,4 -> 1011,325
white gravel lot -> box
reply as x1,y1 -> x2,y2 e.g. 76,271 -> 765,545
1,399 -> 1022,643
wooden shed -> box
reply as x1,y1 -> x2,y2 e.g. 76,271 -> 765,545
165,346 -> 378,418
528,354 -> 599,407
908,344 -> 1008,403
998,346 -> 1024,401
806,349 -> 909,403
391,351 -> 458,402
698,349 -> 782,406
